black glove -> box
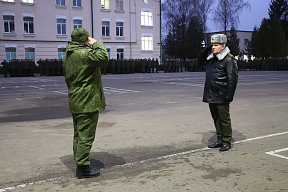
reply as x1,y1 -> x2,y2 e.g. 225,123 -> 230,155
202,45 -> 212,55
198,45 -> 212,65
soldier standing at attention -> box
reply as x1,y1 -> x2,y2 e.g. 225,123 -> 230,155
198,34 -> 238,152
1,60 -> 8,77
63,28 -> 109,178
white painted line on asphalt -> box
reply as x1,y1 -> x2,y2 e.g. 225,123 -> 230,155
1,131 -> 288,192
53,91 -> 67,95
0,177 -> 65,192
118,131 -> 288,167
265,147 -> 288,160
233,131 -> 288,144
29,85 -> 45,90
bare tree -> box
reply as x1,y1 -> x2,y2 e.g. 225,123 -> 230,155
213,0 -> 251,34
194,0 -> 214,45
162,0 -> 198,34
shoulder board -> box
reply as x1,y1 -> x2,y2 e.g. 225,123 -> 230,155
228,53 -> 234,57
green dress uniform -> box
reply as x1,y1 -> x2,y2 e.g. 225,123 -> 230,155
63,29 -> 108,166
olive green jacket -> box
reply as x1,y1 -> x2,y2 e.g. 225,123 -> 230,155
63,41 -> 108,113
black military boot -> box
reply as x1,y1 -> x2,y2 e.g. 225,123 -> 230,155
76,165 -> 100,179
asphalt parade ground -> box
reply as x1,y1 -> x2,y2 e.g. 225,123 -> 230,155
0,71 -> 288,192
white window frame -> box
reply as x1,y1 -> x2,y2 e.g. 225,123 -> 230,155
5,44 -> 17,62
73,0 -> 81,7
56,0 -> 65,6
101,0 -> 109,9
102,19 -> 110,36
116,21 -> 124,37
141,34 -> 153,51
115,0 -> 123,10
117,48 -> 124,60
24,46 -> 35,61
73,16 -> 83,29
23,16 -> 34,34
58,47 -> 66,59
1,0 -> 14,2
106,48 -> 111,59
56,16 -> 66,35
141,9 -> 153,26
3,13 -> 15,33
22,0 -> 34,3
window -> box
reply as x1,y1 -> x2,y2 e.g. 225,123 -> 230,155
23,17 -> 34,34
106,48 -> 110,59
116,22 -> 123,37
115,0 -> 123,10
58,48 -> 66,59
1,0 -> 14,2
56,0 -> 65,6
57,18 -> 66,35
117,49 -> 124,60
102,21 -> 110,36
5,47 -> 16,62
73,19 -> 82,29
22,0 -> 34,3
25,48 -> 35,61
141,11 -> 153,26
73,0 -> 81,7
3,15 -> 15,33
101,0 -> 109,9
142,36 -> 153,51
144,0 -> 149,4
244,39 -> 249,46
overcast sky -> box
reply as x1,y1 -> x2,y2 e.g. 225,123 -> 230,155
161,0 -> 272,32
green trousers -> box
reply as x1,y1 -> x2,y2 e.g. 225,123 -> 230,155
209,103 -> 232,145
72,112 -> 99,165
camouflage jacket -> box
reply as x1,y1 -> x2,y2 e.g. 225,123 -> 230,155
63,41 -> 108,113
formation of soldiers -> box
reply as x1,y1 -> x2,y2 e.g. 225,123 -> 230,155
1,59 -> 35,77
1,57 -> 288,77
101,58 -> 160,75
36,58 -> 64,76
163,59 -> 203,72
238,57 -> 288,71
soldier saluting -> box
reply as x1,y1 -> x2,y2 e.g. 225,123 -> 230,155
63,28 -> 108,178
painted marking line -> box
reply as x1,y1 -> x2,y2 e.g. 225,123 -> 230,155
266,147 -> 288,160
104,87 -> 140,94
1,131 -> 288,192
53,91 -> 67,95
163,82 -> 204,87
29,85 -> 45,90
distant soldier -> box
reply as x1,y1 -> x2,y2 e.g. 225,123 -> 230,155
37,58 -> 44,76
155,58 -> 159,73
1,60 -> 8,77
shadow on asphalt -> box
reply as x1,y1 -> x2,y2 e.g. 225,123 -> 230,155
60,152 -> 126,173
0,105 -> 71,123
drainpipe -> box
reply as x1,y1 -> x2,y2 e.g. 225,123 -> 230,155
91,0 -> 94,38
160,0 -> 162,64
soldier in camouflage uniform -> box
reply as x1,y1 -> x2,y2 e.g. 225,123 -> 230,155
63,28 -> 108,179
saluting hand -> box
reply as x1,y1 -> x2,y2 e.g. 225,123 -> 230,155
88,37 -> 97,45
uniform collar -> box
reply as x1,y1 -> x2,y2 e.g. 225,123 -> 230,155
207,47 -> 230,61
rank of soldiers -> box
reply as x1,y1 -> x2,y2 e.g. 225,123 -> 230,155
1,57 -> 288,77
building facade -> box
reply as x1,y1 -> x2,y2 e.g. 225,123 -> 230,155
0,0 -> 161,62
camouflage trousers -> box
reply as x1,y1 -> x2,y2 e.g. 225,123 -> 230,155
209,103 -> 232,145
72,111 -> 99,165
